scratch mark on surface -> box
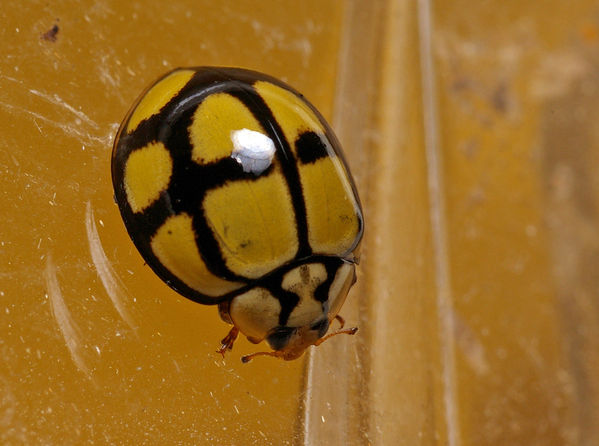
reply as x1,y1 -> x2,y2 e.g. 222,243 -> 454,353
0,74 -> 116,146
28,88 -> 99,128
1,74 -> 97,127
85,201 -> 137,331
97,53 -> 121,88
0,74 -> 23,84
0,376 -> 16,431
32,118 -> 43,134
0,101 -> 114,146
45,255 -> 92,377
453,310 -> 490,376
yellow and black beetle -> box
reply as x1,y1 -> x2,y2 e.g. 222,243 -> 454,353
112,67 -> 363,362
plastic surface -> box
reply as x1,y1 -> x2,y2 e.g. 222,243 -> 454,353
305,0 -> 599,445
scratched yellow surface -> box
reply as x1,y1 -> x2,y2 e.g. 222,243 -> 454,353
0,1 -> 343,444
2,1 -> 599,445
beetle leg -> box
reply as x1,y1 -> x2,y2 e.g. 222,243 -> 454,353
241,350 -> 284,363
334,314 -> 346,329
217,326 -> 239,358
313,326 -> 358,346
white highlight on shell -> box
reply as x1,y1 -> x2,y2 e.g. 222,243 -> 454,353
230,128 -> 276,175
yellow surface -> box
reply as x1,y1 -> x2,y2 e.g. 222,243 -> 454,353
3,0 -> 599,444
432,2 -> 599,444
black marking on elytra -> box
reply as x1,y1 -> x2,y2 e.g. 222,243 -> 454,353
296,131 -> 330,165
228,87 -> 312,260
124,107 -> 249,283
113,70 -> 286,298
112,67 -> 365,305
162,106 -> 240,282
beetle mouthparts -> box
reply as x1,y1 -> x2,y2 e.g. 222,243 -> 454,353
241,326 -> 358,363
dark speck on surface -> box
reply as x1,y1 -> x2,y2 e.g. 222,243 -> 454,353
41,23 -> 59,42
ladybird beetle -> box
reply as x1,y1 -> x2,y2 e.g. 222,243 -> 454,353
111,67 -> 363,362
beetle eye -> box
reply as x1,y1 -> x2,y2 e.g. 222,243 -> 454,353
310,319 -> 330,338
266,327 -> 295,350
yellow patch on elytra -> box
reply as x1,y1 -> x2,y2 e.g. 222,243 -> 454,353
151,213 -> 243,297
203,173 -> 298,279
124,141 -> 172,213
299,157 -> 360,256
190,93 -> 265,165
254,81 -> 325,157
127,69 -> 195,133
282,263 -> 327,327
229,287 -> 281,341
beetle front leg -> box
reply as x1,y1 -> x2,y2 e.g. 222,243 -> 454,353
217,326 -> 239,358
